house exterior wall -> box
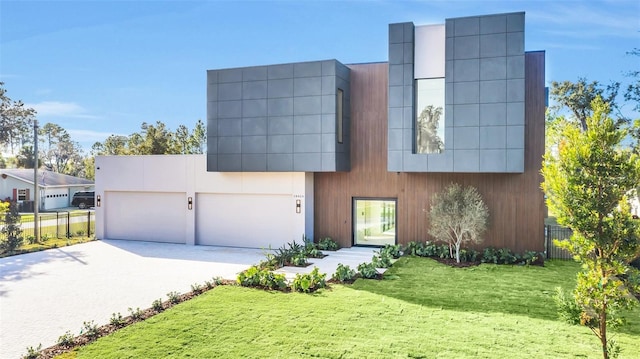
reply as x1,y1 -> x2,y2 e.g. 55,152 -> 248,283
388,12 -> 526,173
315,52 -> 545,251
207,60 -> 351,172
95,155 -> 313,247
0,176 -> 31,201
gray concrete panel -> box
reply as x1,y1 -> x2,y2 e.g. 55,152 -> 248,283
295,114 -> 322,134
403,22 -> 414,42
321,60 -> 336,76
506,102 -> 525,125
242,81 -> 268,100
403,64 -> 413,86
403,107 -> 414,129
207,70 -> 218,84
242,99 -> 268,117
506,12 -> 525,32
207,120 -> 218,136
480,33 -> 507,58
506,125 -> 524,148
454,17 -> 480,36
294,77 -> 322,97
427,151 -> 454,172
242,117 -> 267,136
479,80 -> 506,103
506,148 -> 524,172
267,98 -> 294,116
336,63 -> 351,81
243,66 -> 268,81
268,64 -> 294,79
242,154 -> 267,171
479,149 -> 506,172
445,19 -> 454,38
242,136 -> 267,154
453,149 -> 480,172
389,107 -> 403,129
445,60 -> 454,83
207,86 -> 218,102
206,154 -> 217,171
218,118 -> 242,136
268,116 -> 294,135
453,126 -> 479,149
403,43 -> 414,64
389,65 -> 404,86
389,43 -> 404,65
268,135 -> 293,153
389,86 -> 404,108
454,36 -> 480,59
480,15 -> 506,34
402,152 -> 427,172
453,82 -> 480,104
322,134 -> 335,153
446,37 -> 454,60
294,62 -> 322,77
454,59 -> 480,82
218,100 -> 242,118
218,82 -> 242,101
389,23 -> 404,44
388,129 -> 403,151
321,153 -> 337,171
403,86 -> 413,107
218,136 -> 241,154
480,57 -> 507,80
207,101 -> 217,120
506,32 -> 524,56
387,151 -> 403,171
218,68 -> 243,83
480,103 -> 507,126
294,153 -> 322,171
268,79 -> 294,98
267,154 -> 293,171
207,136 -> 217,152
293,134 -> 321,152
322,76 -> 336,95
294,96 -> 322,115
479,126 -> 506,149
453,104 -> 479,126
321,94 -> 336,114
506,78 -> 525,102
321,114 -> 335,134
218,154 -> 242,171
506,55 -> 525,78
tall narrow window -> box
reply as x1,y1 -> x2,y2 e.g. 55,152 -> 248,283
336,89 -> 344,144
415,78 -> 445,154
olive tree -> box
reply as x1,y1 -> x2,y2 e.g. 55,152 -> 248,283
542,97 -> 640,359
428,183 -> 488,263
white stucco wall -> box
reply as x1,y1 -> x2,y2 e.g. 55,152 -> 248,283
95,155 -> 313,248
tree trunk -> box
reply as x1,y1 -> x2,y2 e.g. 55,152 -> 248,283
455,242 -> 461,263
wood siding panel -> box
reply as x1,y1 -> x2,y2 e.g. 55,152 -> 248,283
315,53 -> 545,252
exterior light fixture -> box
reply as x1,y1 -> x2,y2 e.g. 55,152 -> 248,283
188,197 -> 193,210
296,199 -> 301,214
96,195 -> 101,207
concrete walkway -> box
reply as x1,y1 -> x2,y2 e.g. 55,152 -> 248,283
0,240 -> 375,359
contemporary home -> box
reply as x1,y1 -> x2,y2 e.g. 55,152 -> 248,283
96,11 -> 545,252
0,168 -> 94,211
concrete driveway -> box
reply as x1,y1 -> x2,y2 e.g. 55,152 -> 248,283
0,240 -> 375,359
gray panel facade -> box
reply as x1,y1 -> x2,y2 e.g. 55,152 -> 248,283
207,60 -> 351,172
387,12 -> 526,173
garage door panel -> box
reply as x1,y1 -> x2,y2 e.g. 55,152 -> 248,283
196,193 -> 291,248
105,191 -> 185,243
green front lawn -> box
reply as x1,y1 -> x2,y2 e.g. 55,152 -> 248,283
60,258 -> 640,358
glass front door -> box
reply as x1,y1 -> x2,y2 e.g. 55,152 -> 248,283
353,198 -> 397,246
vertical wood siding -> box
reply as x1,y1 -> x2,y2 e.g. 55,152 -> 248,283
314,52 -> 545,252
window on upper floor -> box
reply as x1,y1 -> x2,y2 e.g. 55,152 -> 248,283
415,78 -> 445,154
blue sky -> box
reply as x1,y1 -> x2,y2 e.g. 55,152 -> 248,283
1,0 -> 638,152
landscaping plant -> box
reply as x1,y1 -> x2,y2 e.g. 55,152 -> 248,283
542,97 -> 640,359
331,263 -> 356,283
428,183 -> 489,263
1,200 -> 23,254
317,237 -> 339,251
292,267 -> 326,293
357,262 -> 378,279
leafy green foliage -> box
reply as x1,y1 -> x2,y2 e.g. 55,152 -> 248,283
128,307 -> 143,321
317,237 -> 339,251
22,344 -> 41,359
292,267 -> 326,293
331,263 -> 356,283
237,265 -> 287,290
542,97 -> 640,359
357,262 -> 378,279
110,312 -> 125,327
81,320 -> 99,339
1,200 -> 23,254
428,183 -> 489,263
553,287 -> 582,325
151,299 -> 164,312
57,330 -> 75,347
167,291 -> 181,304
372,251 -> 393,268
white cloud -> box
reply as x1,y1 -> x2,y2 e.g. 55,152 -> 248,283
67,129 -> 125,143
25,101 -> 99,119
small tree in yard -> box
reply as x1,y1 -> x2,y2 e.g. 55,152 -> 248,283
542,97 -> 640,359
1,200 -> 23,254
428,183 -> 488,263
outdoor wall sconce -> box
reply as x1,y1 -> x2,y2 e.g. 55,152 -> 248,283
96,195 -> 101,207
188,197 -> 193,210
296,199 -> 301,214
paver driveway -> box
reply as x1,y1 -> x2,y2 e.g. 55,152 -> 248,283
0,240 -> 375,359
0,240 -> 264,359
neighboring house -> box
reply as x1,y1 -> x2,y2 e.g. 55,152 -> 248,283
96,11 -> 546,252
0,168 -> 94,211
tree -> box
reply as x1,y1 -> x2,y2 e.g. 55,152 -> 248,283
542,97 -> 640,359
428,183 -> 489,263
0,82 -> 36,153
550,78 -> 620,131
624,48 -> 640,112
38,122 -> 83,174
0,200 -> 23,254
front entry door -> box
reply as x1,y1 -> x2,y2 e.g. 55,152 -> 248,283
353,198 -> 397,246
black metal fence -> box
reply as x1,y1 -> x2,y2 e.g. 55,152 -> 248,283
544,224 -> 573,259
0,210 -> 95,241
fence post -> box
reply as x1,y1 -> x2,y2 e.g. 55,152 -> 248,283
87,210 -> 90,237
545,225 -> 550,259
66,211 -> 70,238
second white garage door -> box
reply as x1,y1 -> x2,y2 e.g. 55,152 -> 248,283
195,193 -> 292,248
105,191 -> 186,244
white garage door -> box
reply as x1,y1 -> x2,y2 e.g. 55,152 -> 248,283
196,193 -> 292,248
105,191 -> 186,244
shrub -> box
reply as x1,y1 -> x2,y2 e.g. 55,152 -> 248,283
191,283 -> 203,294
291,253 -> 308,267
553,287 -> 582,325
372,251 -> 393,268
1,200 -> 23,254
423,241 -> 438,257
152,299 -> 164,312
317,237 -> 339,251
404,241 -> 426,256
57,330 -> 75,347
358,262 -> 378,279
380,244 -> 403,259
482,247 -> 499,264
237,265 -> 287,290
498,248 -> 517,264
292,267 -> 326,293
435,243 -> 450,259
128,307 -> 144,320
110,312 -> 125,327
304,240 -> 324,258
167,291 -> 181,304
332,263 -> 356,283
23,344 -> 42,359
428,183 -> 489,263
81,320 -> 99,339
459,248 -> 479,262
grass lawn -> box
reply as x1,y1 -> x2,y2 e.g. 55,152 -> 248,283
59,258 -> 640,359
0,237 -> 95,258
